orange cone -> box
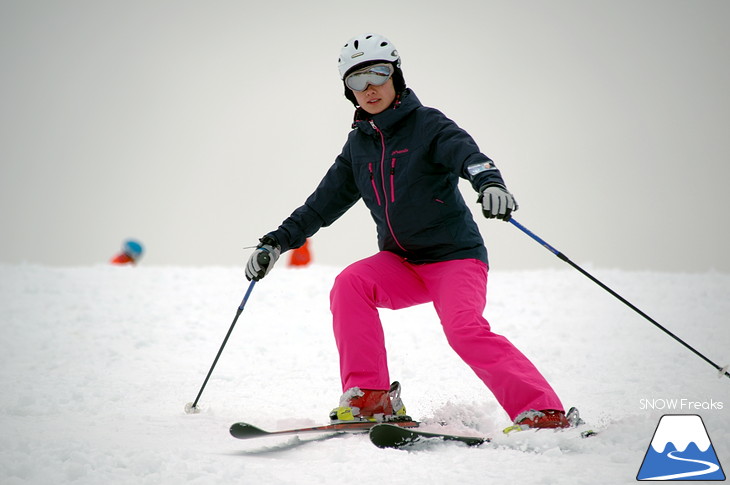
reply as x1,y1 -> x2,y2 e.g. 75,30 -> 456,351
288,239 -> 311,267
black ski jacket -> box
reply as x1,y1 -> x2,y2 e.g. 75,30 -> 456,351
267,89 -> 508,265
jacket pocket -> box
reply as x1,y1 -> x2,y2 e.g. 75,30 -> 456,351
389,158 -> 397,202
368,162 -> 382,206
387,149 -> 412,205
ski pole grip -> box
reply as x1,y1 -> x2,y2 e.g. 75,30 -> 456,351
257,251 -> 271,266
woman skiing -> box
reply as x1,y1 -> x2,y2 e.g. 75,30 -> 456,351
246,33 -> 570,429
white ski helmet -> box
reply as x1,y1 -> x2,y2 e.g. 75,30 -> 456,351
338,33 -> 400,79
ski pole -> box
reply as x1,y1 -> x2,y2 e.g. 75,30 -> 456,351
185,253 -> 269,414
508,218 -> 730,381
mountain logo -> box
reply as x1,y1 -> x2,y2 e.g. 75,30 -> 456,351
637,414 -> 725,481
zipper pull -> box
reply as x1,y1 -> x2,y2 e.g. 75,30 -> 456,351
369,120 -> 378,131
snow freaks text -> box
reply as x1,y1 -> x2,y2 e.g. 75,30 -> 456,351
639,398 -> 724,411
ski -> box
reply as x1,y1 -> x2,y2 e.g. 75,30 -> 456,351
502,425 -> 599,439
230,418 -> 419,440
369,423 -> 490,449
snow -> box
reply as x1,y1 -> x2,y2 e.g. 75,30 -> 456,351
1,263 -> 729,484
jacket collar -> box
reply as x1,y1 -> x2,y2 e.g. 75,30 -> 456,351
352,89 -> 421,136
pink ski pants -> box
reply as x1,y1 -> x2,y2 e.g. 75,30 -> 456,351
329,251 -> 564,420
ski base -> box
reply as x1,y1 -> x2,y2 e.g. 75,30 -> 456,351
230,418 -> 419,440
369,423 -> 490,449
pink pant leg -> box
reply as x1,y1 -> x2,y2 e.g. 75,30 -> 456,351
330,252 -> 430,391
413,259 -> 564,420
330,252 -> 564,421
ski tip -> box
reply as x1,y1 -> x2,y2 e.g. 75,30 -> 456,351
369,423 -> 488,449
369,423 -> 416,449
229,422 -> 269,439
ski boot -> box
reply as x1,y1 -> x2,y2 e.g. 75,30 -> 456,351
329,381 -> 409,422
503,408 -> 572,434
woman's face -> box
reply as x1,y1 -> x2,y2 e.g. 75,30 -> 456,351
352,78 -> 397,115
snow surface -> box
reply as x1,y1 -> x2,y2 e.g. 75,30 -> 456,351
1,263 -> 729,484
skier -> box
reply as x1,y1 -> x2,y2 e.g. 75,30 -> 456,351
246,34 -> 570,429
110,239 -> 144,265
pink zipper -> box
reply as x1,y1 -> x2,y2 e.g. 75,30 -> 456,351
368,163 -> 381,206
371,121 -> 406,252
390,158 -> 396,202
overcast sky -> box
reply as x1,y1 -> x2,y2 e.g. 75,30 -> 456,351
1,0 -> 728,272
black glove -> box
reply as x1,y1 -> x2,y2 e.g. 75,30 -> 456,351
245,236 -> 281,281
478,184 -> 518,221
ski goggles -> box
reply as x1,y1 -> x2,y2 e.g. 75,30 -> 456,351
344,63 -> 394,92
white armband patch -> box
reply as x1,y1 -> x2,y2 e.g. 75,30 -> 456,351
466,160 -> 497,177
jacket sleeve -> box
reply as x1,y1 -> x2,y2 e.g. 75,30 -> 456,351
266,146 -> 361,253
426,109 -> 507,192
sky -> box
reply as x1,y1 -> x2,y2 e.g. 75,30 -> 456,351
1,0 -> 729,272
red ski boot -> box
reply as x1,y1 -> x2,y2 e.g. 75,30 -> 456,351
329,381 -> 408,422
513,409 -> 571,430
